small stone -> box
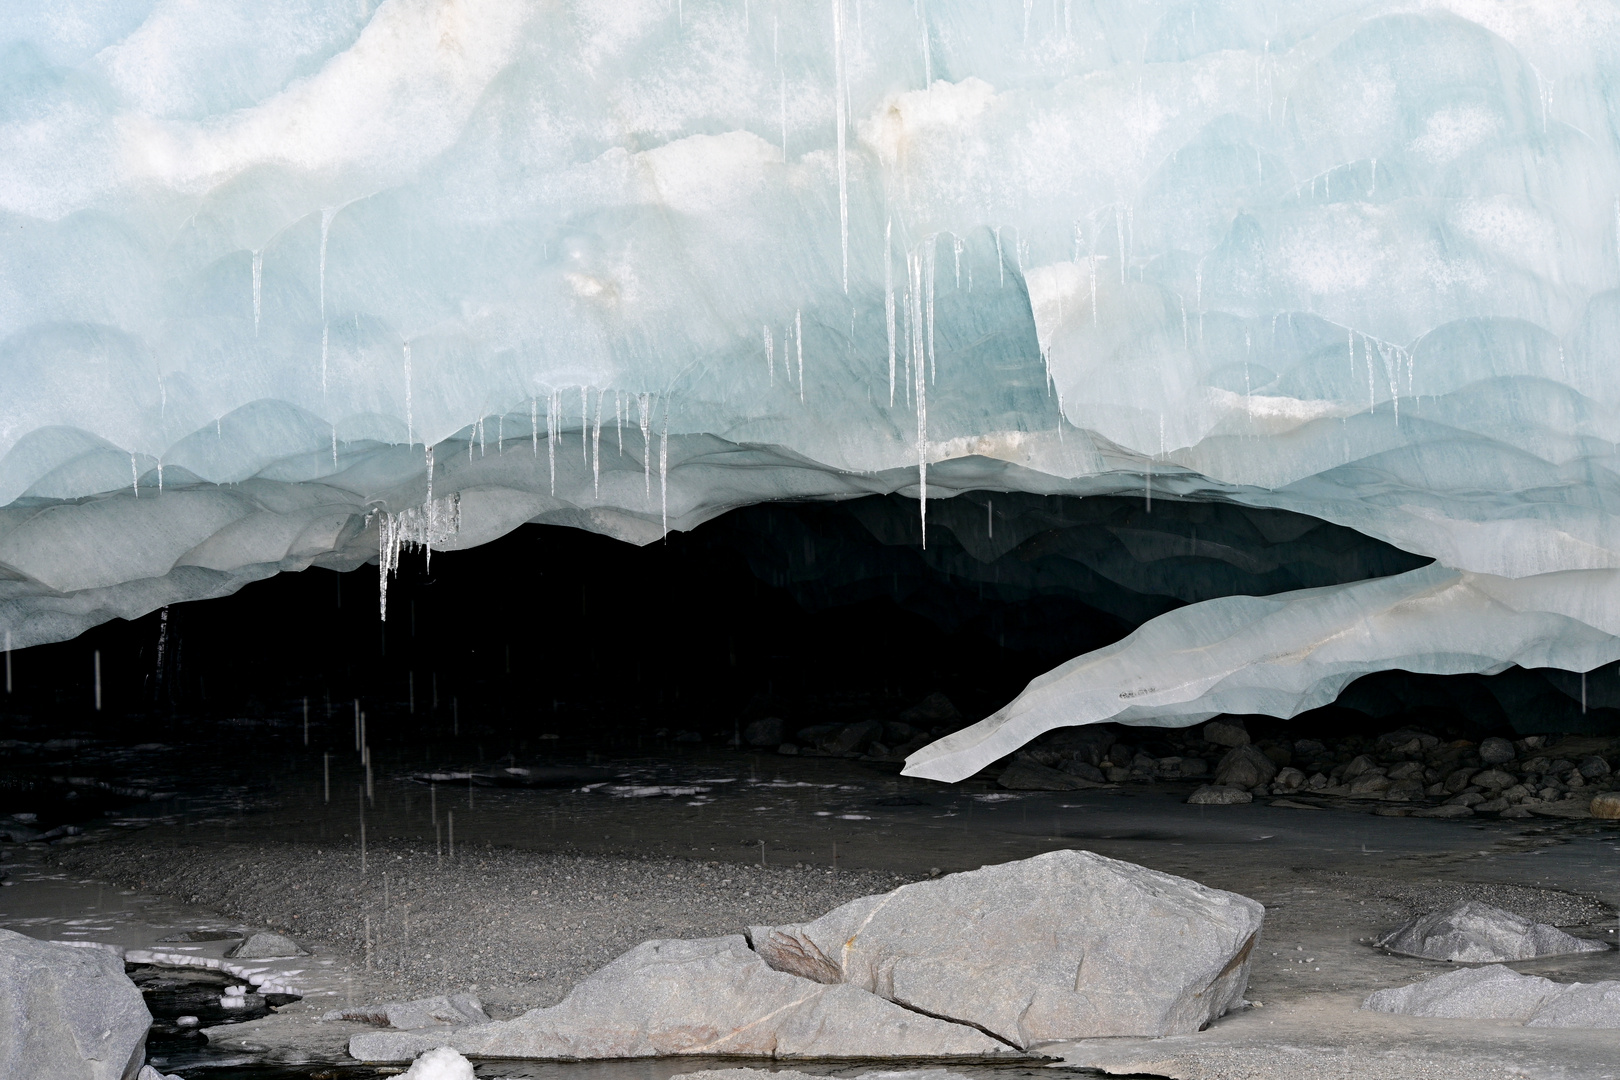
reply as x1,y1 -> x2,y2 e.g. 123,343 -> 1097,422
1442,768 -> 1476,793
1446,791 -> 1484,807
1348,771 -> 1392,796
1214,745 -> 1277,788
228,931 -> 307,959
1273,767 -> 1305,790
1470,768 -> 1517,791
1383,779 -> 1425,801
1578,756 -> 1611,779
742,718 -> 785,747
1478,737 -> 1516,765
1187,784 -> 1252,805
1591,792 -> 1620,820
1202,719 -> 1249,747
1474,797 -> 1510,813
1341,755 -> 1377,781
1386,761 -> 1425,781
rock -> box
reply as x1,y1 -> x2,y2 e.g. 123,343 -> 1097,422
1364,965 -> 1557,1021
742,718 -> 785,747
1474,797 -> 1510,813
323,994 -> 489,1030
1273,767 -> 1305,790
1410,804 -> 1474,818
1592,792 -> 1620,819
1202,719 -> 1249,747
1525,982 -> 1620,1028
1187,784 -> 1253,805
401,1046 -> 476,1079
1385,761 -> 1425,781
1478,737 -> 1516,764
1365,965 -> 1620,1028
997,759 -> 1112,791
1179,757 -> 1208,777
899,692 -> 961,725
138,1068 -> 184,1080
1293,739 -> 1327,758
1382,778 -> 1425,801
1341,754 -> 1377,780
1578,755 -> 1612,778
1442,768 -> 1475,793
1347,771 -> 1392,796
1213,745 -> 1277,788
776,743 -> 798,755
1377,901 -> 1608,963
1060,760 -> 1106,783
1469,768 -> 1517,791
749,850 -> 1263,1047
226,931 -> 307,959
0,928 -> 151,1080
349,936 -> 1006,1061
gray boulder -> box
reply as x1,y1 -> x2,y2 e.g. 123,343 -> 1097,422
1202,719 -> 1249,747
0,929 -> 151,1080
998,759 -> 1112,791
226,931 -> 306,959
742,718 -> 785,747
349,935 -> 1005,1061
324,993 -> 489,1029
749,849 -> 1263,1047
1365,965 -> 1620,1028
1213,744 -> 1277,788
1187,784 -> 1252,805
1478,737 -> 1516,764
1377,901 -> 1608,963
1525,981 -> 1620,1028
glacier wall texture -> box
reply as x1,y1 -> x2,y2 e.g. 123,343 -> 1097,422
6,1 -> 1620,775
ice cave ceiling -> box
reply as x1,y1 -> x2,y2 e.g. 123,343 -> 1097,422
5,0 -> 1620,779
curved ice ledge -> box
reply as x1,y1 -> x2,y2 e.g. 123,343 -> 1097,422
903,566 -> 1620,783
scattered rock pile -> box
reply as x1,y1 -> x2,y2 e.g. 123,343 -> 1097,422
1377,901 -> 1608,962
993,720 -> 1618,819
1365,965 -> 1620,1028
348,851 -> 1263,1063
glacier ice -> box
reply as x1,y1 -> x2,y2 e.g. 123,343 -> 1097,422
6,1 -> 1620,771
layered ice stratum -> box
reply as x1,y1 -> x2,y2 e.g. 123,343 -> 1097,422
5,1 -> 1620,778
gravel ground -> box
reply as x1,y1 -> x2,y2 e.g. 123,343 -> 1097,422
51,835 -> 923,1017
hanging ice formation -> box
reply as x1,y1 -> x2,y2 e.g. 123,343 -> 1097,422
8,2 -> 1620,778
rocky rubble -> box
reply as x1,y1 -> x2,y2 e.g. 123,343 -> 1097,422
991,719 -> 1619,820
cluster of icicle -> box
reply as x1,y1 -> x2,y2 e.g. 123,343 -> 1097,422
375,479 -> 462,619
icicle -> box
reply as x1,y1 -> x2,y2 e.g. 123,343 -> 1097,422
925,238 -> 936,384
478,417 -> 485,456
795,309 -> 804,401
994,227 -> 1005,287
592,390 -> 603,498
319,207 -> 335,319
885,220 -> 896,406
616,390 -> 624,455
332,426 -> 339,468
660,410 -> 669,538
251,250 -> 263,336
912,251 -> 928,547
764,324 -> 775,385
547,395 -> 557,494
580,386 -> 589,462
834,0 -> 848,294
497,413 -> 503,454
403,342 -> 413,447
953,236 -> 963,288
157,460 -> 163,492
424,444 -> 435,571
531,398 -> 539,455
919,0 -> 931,84
639,393 -> 652,504
130,453 -> 139,498
376,490 -> 461,620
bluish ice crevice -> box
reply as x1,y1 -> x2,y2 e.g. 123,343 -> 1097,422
5,1 -> 1620,768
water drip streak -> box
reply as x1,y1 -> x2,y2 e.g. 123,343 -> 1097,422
834,0 -> 849,294
885,220 -> 897,406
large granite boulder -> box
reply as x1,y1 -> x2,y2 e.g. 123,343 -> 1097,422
1377,901 -> 1607,962
749,849 -> 1263,1047
350,935 -> 1007,1061
1365,965 -> 1620,1027
0,929 -> 151,1080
